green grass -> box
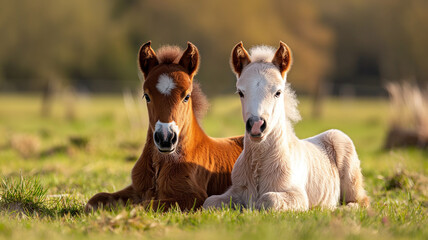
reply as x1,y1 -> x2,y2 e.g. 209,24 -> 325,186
0,176 -> 48,215
0,94 -> 427,240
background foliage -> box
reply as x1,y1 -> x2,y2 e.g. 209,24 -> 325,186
1,0 -> 427,95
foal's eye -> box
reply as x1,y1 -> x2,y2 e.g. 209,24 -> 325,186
274,90 -> 282,98
143,93 -> 151,103
238,90 -> 244,98
183,94 -> 190,103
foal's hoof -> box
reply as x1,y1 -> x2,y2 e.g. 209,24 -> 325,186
256,192 -> 283,210
85,192 -> 115,213
84,203 -> 97,213
203,195 -> 226,209
345,202 -> 359,209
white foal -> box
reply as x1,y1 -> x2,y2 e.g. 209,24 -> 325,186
204,42 -> 369,211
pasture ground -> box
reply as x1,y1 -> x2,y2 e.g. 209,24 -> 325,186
0,94 -> 427,240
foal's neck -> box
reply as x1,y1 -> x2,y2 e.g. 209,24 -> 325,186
246,118 -> 297,157
180,113 -> 207,150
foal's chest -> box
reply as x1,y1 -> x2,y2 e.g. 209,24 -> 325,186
240,156 -> 291,202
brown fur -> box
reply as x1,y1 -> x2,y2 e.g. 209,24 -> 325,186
191,82 -> 209,121
231,42 -> 251,77
271,41 -> 292,78
85,42 -> 243,212
155,44 -> 208,120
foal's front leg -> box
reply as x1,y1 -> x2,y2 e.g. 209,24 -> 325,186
85,185 -> 141,212
85,145 -> 154,212
256,187 -> 309,211
203,186 -> 245,209
143,181 -> 208,211
203,155 -> 248,209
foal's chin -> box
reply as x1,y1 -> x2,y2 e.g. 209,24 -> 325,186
249,134 -> 265,143
156,146 -> 177,154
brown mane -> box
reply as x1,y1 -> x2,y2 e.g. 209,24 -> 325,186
156,45 -> 182,64
191,82 -> 209,121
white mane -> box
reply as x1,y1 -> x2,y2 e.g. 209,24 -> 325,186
249,46 -> 276,63
283,83 -> 301,124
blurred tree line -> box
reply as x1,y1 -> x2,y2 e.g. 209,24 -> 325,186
0,0 -> 427,97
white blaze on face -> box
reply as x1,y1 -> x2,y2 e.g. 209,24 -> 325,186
156,74 -> 176,95
155,120 -> 179,141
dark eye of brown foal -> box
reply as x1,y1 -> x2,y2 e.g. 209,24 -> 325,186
143,93 -> 151,103
183,94 -> 190,103
238,90 -> 244,98
274,90 -> 282,98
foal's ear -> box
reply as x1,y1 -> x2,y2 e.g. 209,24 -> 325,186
138,41 -> 159,80
179,42 -> 200,79
231,42 -> 251,77
272,41 -> 292,78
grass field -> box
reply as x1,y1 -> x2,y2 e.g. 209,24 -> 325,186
0,93 -> 427,240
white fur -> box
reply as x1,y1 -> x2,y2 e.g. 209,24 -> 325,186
204,45 -> 368,211
156,74 -> 176,95
155,120 -> 179,141
249,46 -> 277,63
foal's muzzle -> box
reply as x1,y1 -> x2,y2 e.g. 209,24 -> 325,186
154,121 -> 179,153
246,116 -> 266,142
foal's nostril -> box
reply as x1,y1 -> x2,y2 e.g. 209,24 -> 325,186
153,121 -> 178,152
171,132 -> 177,145
246,116 -> 267,136
246,119 -> 252,133
154,131 -> 177,149
260,118 -> 266,133
154,132 -> 161,144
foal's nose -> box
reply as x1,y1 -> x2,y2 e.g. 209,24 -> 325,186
154,131 -> 178,151
153,121 -> 179,153
246,116 -> 266,136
